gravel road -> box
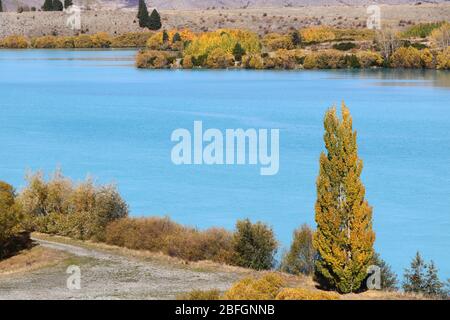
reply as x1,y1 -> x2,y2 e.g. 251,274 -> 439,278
0,238 -> 242,300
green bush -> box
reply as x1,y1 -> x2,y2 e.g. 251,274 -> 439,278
280,224 -> 316,276
332,42 -> 357,51
402,22 -> 445,38
232,219 -> 278,270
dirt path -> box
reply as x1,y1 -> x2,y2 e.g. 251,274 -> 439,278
0,237 -> 242,300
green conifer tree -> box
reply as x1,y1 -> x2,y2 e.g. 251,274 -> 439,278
291,31 -> 302,46
371,252 -> 398,291
423,260 -> 444,297
53,0 -> 63,11
42,0 -> 53,11
403,251 -> 427,293
172,32 -> 181,43
313,103 -> 375,293
148,9 -> 162,30
64,0 -> 73,9
137,0 -> 150,29
162,30 -> 169,43
232,42 -> 246,62
0,0 -> 3,13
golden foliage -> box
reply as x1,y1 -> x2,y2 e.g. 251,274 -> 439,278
355,51 -> 384,68
303,50 -> 346,69
0,35 -> 29,48
242,54 -> 264,69
436,46 -> 450,69
181,54 -> 194,69
110,32 -> 154,48
301,26 -> 336,43
430,23 -> 450,49
223,273 -> 285,300
276,288 -> 339,300
135,50 -> 177,69
262,33 -> 293,51
184,29 -> 261,58
313,104 -> 375,293
390,46 -> 434,68
206,47 -> 235,68
90,32 -> 112,48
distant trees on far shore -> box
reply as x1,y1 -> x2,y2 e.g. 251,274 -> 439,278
137,0 -> 162,30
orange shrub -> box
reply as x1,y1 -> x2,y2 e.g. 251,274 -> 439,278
0,35 -> 29,48
262,33 -> 294,51
301,26 -> 336,43
111,32 -> 154,48
223,273 -> 285,300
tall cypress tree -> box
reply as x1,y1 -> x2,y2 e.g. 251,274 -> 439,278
64,0 -> 73,9
53,0 -> 63,11
42,0 -> 53,11
137,0 -> 150,29
0,0 -> 3,13
313,103 -> 375,293
148,9 -> 162,30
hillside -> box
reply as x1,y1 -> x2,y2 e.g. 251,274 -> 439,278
1,0 -> 449,11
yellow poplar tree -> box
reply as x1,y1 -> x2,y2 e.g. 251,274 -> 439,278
313,103 -> 375,293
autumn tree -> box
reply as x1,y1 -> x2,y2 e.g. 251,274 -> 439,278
148,9 -> 162,30
137,0 -> 150,28
313,103 -> 375,293
281,224 -> 316,275
0,181 -> 23,259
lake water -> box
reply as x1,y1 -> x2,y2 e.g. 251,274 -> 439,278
1,49 -> 449,280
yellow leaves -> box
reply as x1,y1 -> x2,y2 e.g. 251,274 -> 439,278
262,33 -> 293,51
205,48 -> 234,68
436,46 -> 450,69
301,26 -> 336,43
430,22 -> 450,49
0,35 -> 29,48
223,273 -> 285,300
184,29 -> 261,58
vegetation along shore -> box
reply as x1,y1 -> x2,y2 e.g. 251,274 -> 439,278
1,105 -> 449,299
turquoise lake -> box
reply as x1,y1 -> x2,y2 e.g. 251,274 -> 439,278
0,49 -> 449,279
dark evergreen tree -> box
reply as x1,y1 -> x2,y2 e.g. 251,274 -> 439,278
232,42 -> 246,61
42,0 -> 53,11
53,0 -> 63,11
148,9 -> 162,30
172,32 -> 181,43
162,30 -> 169,43
64,0 -> 73,9
137,0 -> 150,28
403,251 -> 427,293
423,261 -> 445,297
371,252 -> 398,291
291,31 -> 302,46
0,0 -> 3,13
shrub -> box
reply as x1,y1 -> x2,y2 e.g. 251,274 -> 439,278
262,33 -> 293,51
333,28 -> 375,41
0,181 -> 26,259
263,49 -> 299,69
301,26 -> 336,43
73,35 -> 94,48
0,35 -> 29,48
181,55 -> 194,69
303,50 -> 346,69
18,170 -> 128,241
110,32 -> 153,48
177,289 -> 221,300
232,219 -> 277,270
136,50 -> 175,69
355,51 -> 384,68
91,32 -> 112,48
275,288 -> 339,300
32,36 -> 58,49
105,217 -> 235,263
390,47 -> 425,68
332,42 -> 357,51
242,54 -> 264,69
223,273 -> 285,300
403,22 -> 445,38
206,48 -> 234,68
436,47 -> 450,70
430,23 -> 450,49
281,224 -> 316,276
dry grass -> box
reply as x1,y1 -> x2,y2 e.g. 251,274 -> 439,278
0,246 -> 68,277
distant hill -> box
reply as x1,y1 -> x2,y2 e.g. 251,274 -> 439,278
1,0 -> 449,11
